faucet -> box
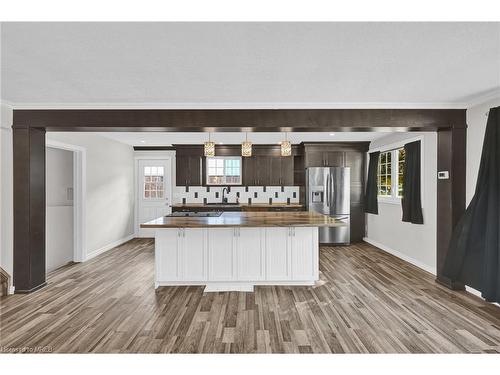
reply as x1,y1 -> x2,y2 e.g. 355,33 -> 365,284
222,187 -> 230,204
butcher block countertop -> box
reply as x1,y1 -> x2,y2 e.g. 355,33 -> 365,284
171,203 -> 304,208
141,211 -> 344,228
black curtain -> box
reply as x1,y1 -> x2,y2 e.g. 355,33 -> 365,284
444,106 -> 500,303
365,151 -> 380,214
401,141 -> 424,224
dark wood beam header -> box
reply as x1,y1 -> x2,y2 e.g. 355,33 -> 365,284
13,108 -> 466,132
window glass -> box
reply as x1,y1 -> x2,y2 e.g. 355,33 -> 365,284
143,165 -> 164,199
398,148 -> 405,197
377,147 -> 406,200
378,151 -> 392,196
206,157 -> 242,185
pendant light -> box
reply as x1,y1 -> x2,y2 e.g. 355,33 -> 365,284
241,132 -> 252,157
204,132 -> 215,157
280,132 -> 292,157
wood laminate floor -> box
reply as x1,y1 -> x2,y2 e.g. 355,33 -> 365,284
1,239 -> 499,353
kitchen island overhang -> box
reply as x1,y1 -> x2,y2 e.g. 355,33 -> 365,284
141,211 -> 346,292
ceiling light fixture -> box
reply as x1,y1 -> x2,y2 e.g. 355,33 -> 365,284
280,132 -> 292,157
329,133 -> 335,136
241,132 -> 252,157
204,133 -> 215,157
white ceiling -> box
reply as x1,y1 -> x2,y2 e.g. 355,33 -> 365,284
2,22 -> 499,107
94,131 -> 391,146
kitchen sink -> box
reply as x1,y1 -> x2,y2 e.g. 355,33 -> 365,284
168,211 -> 223,217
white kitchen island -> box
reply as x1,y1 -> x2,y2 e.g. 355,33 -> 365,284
141,211 -> 344,292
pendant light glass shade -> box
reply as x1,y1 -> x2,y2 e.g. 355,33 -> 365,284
280,133 -> 292,156
204,133 -> 215,157
204,142 -> 215,157
241,133 -> 252,157
241,141 -> 252,157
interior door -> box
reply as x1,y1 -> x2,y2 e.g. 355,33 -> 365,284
138,159 -> 171,237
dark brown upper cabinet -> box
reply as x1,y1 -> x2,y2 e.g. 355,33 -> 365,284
175,145 -> 204,186
305,149 -> 344,167
176,155 -> 202,186
174,144 -> 299,187
243,155 -> 294,186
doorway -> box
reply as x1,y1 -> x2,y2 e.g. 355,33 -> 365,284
46,147 -> 74,271
45,139 -> 86,267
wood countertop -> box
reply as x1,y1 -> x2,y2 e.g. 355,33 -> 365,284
171,203 -> 304,208
141,211 -> 344,228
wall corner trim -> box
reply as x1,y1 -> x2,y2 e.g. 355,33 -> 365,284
363,237 -> 436,276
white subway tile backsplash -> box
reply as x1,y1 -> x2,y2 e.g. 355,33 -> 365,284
173,185 -> 300,204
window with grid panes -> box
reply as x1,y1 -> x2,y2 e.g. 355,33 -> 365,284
377,147 -> 406,201
397,148 -> 405,197
377,151 -> 392,196
206,157 -> 242,185
143,166 -> 164,199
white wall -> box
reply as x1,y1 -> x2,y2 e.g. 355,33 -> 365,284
47,133 -> 135,259
46,147 -> 74,272
466,96 -> 500,205
46,147 -> 74,206
365,132 -> 438,274
0,103 -> 14,292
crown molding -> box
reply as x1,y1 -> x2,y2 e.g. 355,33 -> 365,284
2,100 -> 470,110
4,90 -> 499,111
463,88 -> 500,108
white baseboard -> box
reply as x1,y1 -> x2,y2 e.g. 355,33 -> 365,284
85,233 -> 135,261
363,237 -> 436,275
9,285 -> 15,295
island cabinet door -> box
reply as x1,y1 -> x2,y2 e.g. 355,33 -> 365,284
156,229 -> 182,281
236,228 -> 264,280
181,228 -> 207,281
290,227 -> 318,281
208,228 -> 235,281
265,228 -> 292,280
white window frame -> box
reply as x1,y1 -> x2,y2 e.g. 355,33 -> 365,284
377,149 -> 403,204
369,136 -> 424,206
206,156 -> 242,185
143,165 -> 165,200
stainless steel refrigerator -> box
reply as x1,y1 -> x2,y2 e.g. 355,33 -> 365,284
306,167 -> 350,244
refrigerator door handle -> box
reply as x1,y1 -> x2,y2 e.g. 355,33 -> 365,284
330,173 -> 334,210
326,174 -> 330,207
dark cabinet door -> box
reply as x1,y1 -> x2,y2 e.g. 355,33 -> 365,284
255,156 -> 271,185
280,156 -> 294,185
176,155 -> 202,186
269,157 -> 282,185
243,156 -> 257,185
345,151 -> 364,205
305,151 -> 325,167
324,151 -> 344,167
188,156 -> 202,186
176,156 -> 189,186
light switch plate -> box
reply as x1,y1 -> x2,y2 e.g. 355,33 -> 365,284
438,171 -> 449,179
